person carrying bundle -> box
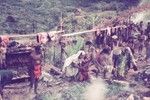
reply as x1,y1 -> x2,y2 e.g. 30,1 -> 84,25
62,50 -> 86,81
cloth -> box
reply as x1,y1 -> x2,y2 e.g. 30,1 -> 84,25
34,65 -> 41,79
62,50 -> 85,72
37,32 -> 48,44
107,27 -> 111,36
112,46 -> 122,55
0,47 -> 6,68
113,54 -> 122,66
117,55 -> 127,77
0,36 -> 10,45
62,50 -> 85,77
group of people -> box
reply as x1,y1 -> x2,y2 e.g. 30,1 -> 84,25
0,20 -> 150,97
61,21 -> 150,81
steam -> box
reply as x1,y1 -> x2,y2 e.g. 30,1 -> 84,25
83,77 -> 107,100
132,0 -> 150,23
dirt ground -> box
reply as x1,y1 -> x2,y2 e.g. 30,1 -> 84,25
2,50 -> 150,100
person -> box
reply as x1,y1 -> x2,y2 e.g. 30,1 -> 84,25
62,50 -> 86,81
122,28 -> 128,42
145,38 -> 150,62
0,37 -> 7,69
83,41 -> 100,78
76,53 -> 90,81
29,45 -> 42,94
137,30 -> 147,54
112,36 -> 122,68
95,31 -> 103,49
137,21 -> 144,34
97,48 -> 113,79
117,46 -> 137,79
145,22 -> 150,38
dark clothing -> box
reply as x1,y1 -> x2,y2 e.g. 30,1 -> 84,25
29,51 -> 42,94
0,70 -> 13,96
95,35 -> 104,48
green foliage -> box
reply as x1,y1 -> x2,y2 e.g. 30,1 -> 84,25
0,0 -> 141,34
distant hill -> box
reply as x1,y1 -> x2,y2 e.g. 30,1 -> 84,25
0,0 -> 140,34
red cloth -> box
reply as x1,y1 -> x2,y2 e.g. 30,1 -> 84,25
0,35 -> 10,45
34,65 -> 41,79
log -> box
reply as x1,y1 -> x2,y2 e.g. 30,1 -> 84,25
45,64 -> 62,75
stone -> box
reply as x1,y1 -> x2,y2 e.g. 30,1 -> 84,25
126,94 -> 134,100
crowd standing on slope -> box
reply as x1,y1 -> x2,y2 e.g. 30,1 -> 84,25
0,21 -> 150,97
61,21 -> 150,81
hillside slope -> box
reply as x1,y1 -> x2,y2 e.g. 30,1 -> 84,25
0,0 -> 140,34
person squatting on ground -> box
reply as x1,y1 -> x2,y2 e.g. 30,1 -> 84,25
29,45 -> 42,94
62,50 -> 86,81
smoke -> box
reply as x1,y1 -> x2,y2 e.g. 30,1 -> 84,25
132,0 -> 150,23
83,77 -> 107,100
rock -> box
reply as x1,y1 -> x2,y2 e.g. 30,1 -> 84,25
126,94 -> 134,100
40,71 -> 53,83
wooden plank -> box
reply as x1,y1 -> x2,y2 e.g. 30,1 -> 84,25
62,25 -> 126,37
0,30 -> 63,40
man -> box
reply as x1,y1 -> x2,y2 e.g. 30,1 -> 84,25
97,48 -> 113,79
80,41 -> 99,80
138,30 -> 147,54
118,46 -> 137,79
145,22 -> 150,38
112,36 -> 122,68
137,21 -> 144,34
95,31 -> 103,49
145,38 -> 150,62
29,45 -> 42,94
76,53 -> 90,81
